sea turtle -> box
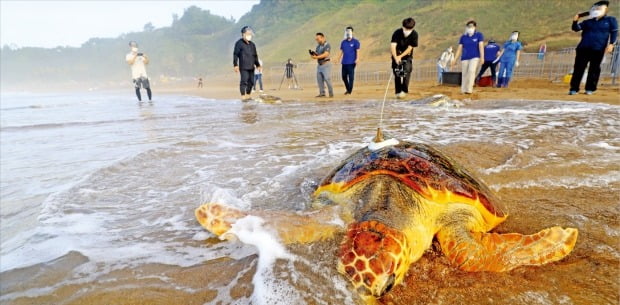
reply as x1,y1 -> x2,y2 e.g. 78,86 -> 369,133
195,130 -> 578,302
409,94 -> 463,108
255,94 -> 282,104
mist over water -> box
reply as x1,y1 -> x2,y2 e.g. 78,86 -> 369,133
1,92 -> 618,304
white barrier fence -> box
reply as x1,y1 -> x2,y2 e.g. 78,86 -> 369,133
266,46 -> 620,88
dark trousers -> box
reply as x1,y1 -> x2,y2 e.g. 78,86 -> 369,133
392,59 -> 413,94
341,63 -> 356,93
476,61 -> 498,82
240,69 -> 255,95
570,47 -> 605,92
133,77 -> 152,101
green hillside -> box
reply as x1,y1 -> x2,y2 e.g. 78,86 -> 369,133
1,0 -> 611,88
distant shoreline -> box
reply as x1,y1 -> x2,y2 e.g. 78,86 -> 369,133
3,77 -> 617,106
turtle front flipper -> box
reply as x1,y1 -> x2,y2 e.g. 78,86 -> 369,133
195,203 -> 347,244
436,225 -> 578,272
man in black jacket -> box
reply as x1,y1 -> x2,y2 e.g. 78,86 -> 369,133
233,26 -> 261,100
569,0 -> 618,95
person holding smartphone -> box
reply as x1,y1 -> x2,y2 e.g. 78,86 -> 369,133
125,41 -> 152,102
569,0 -> 618,95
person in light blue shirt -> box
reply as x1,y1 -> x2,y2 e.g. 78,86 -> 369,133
337,26 -> 361,95
495,31 -> 522,88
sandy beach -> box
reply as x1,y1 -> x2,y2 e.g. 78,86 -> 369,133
160,77 -> 620,106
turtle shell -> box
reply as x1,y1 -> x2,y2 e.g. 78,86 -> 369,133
314,142 -> 507,227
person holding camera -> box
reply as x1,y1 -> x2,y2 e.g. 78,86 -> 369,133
452,20 -> 484,95
125,41 -> 152,102
390,17 -> 418,99
337,26 -> 361,95
310,33 -> 334,98
569,0 -> 618,95
234,26 -> 261,101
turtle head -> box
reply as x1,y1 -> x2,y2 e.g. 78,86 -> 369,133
337,220 -> 411,298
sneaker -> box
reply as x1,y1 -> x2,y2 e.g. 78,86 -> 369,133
344,92 -> 350,95
315,94 -> 326,98
329,94 -> 334,98
259,90 -> 264,93
568,90 -> 578,95
585,90 -> 594,95
396,92 -> 407,99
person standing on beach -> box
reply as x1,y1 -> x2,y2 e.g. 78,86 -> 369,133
495,32 -> 522,88
311,32 -> 334,98
569,0 -> 618,95
452,20 -> 484,94
233,26 -> 261,100
337,26 -> 361,95
254,59 -> 264,92
475,39 -> 500,86
437,46 -> 454,84
125,41 -> 152,102
390,17 -> 418,99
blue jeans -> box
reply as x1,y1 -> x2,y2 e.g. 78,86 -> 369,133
317,63 -> 333,96
253,74 -> 263,91
498,59 -> 516,79
437,64 -> 449,83
341,63 -> 356,93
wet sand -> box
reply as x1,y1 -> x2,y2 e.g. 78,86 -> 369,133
2,85 -> 617,305
160,77 -> 620,106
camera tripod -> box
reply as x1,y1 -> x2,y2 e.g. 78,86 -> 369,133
279,62 -> 300,90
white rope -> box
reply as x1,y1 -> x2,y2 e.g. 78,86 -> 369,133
378,73 -> 393,129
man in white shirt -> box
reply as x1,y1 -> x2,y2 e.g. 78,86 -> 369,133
125,41 -> 152,102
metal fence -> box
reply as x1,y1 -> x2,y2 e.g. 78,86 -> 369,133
266,45 -> 620,88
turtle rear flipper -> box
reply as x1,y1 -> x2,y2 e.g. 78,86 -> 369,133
437,225 -> 578,272
196,203 -> 347,244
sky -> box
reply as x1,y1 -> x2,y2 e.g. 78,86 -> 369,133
0,0 -> 259,48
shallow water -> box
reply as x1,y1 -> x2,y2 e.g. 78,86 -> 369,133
0,92 -> 618,305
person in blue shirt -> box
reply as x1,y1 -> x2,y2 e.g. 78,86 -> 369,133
570,0 -> 618,95
475,39 -> 501,85
452,20 -> 484,94
495,31 -> 523,88
337,26 -> 361,95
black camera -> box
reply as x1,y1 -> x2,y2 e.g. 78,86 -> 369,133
309,49 -> 318,56
394,64 -> 406,77
578,11 -> 590,18
137,53 -> 144,56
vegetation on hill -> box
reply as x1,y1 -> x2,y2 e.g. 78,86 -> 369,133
0,0 -> 601,88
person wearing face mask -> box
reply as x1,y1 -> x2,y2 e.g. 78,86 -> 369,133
569,0 -> 618,95
475,39 -> 501,86
233,26 -> 261,101
125,41 -> 152,102
452,20 -> 484,94
337,26 -> 361,95
494,32 -> 522,88
437,46 -> 454,84
390,17 -> 418,99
